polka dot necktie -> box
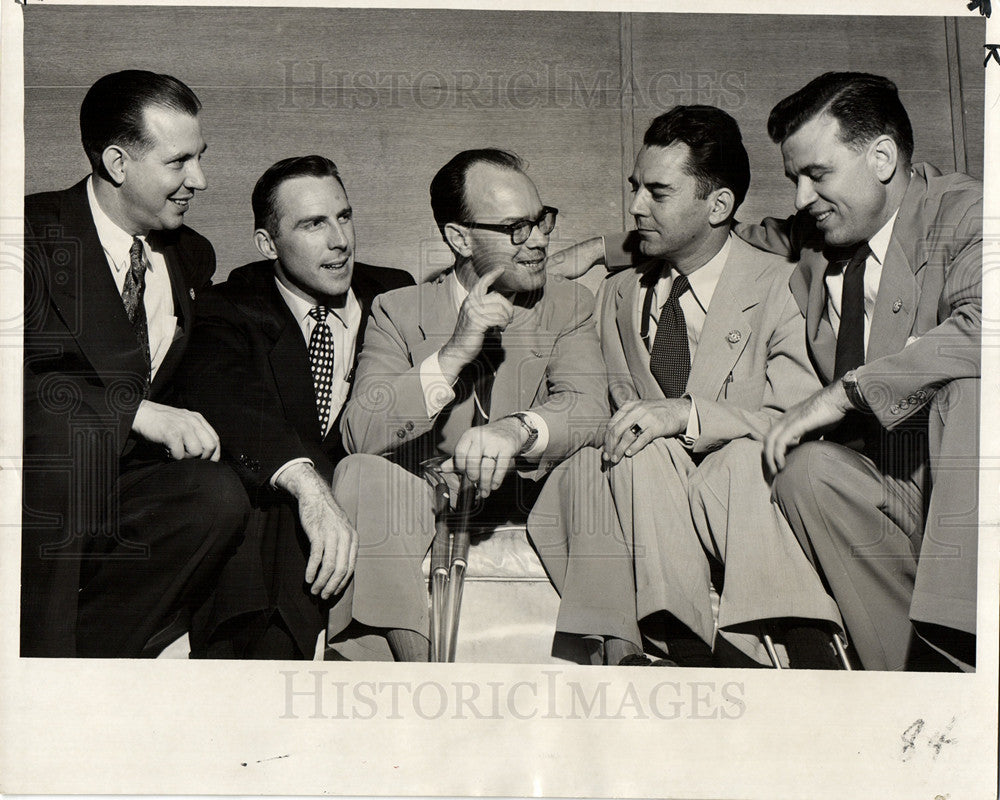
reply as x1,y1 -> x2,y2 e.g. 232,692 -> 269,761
122,236 -> 151,384
648,274 -> 691,399
308,306 -> 335,435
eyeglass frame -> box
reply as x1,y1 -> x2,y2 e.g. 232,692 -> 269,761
461,206 -> 559,245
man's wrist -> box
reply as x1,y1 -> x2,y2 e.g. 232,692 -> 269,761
840,370 -> 871,413
274,461 -> 325,499
502,413 -> 538,453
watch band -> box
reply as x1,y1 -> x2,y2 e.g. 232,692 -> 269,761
841,370 -> 871,413
506,412 -> 539,453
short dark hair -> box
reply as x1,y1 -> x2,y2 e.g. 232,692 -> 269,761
429,148 -> 525,241
251,155 -> 345,235
642,105 -> 751,214
767,72 -> 914,164
80,70 -> 202,181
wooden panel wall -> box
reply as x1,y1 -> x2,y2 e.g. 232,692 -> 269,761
22,8 -> 984,283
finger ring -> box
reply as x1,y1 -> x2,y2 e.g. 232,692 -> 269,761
629,423 -> 643,437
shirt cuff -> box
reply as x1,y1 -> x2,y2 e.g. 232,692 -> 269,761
270,457 -> 315,489
518,410 -> 549,460
420,351 -> 457,418
678,395 -> 700,449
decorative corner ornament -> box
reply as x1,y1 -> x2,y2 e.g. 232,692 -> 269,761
726,330 -> 742,344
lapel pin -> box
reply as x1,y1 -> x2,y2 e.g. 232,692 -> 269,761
892,299 -> 902,313
189,288 -> 196,300
726,330 -> 741,344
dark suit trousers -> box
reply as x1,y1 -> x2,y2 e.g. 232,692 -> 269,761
75,458 -> 250,657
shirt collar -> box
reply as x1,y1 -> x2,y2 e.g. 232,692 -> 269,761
866,209 -> 899,266
273,274 -> 358,331
86,175 -> 148,273
663,233 -> 731,311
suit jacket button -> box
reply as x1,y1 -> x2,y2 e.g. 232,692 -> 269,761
405,420 -> 415,431
396,429 -> 406,439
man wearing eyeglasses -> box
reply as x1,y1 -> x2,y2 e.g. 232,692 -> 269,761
331,148 -> 609,661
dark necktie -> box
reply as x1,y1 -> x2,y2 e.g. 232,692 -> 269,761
123,236 -> 151,381
471,328 -> 503,427
833,242 -> 872,379
649,274 -> 691,399
307,305 -> 335,435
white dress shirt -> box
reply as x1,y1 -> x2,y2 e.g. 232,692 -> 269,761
87,176 -> 176,379
641,234 -> 732,445
419,271 -> 549,458
270,279 -> 362,486
823,210 -> 898,352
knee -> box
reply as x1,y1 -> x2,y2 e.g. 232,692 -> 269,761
333,452 -> 390,485
771,441 -> 840,509
185,460 -> 250,526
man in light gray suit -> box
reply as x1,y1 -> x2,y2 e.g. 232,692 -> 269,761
531,106 -> 843,667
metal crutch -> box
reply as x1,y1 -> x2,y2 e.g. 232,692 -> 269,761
441,477 -> 476,662
420,458 -> 452,662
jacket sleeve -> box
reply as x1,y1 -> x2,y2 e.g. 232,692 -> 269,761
175,290 -> 331,492
340,293 -> 439,456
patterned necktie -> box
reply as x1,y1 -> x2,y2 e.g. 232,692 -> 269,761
308,306 -> 335,435
649,274 -> 691,398
122,236 -> 151,380
833,242 -> 872,379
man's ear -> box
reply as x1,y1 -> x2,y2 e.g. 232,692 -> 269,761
870,135 -> 899,183
101,145 -> 129,186
706,186 -> 736,227
443,222 -> 473,259
254,228 -> 279,261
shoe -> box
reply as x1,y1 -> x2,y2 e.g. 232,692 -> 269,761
617,653 -> 678,667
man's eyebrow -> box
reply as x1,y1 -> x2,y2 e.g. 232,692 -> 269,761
294,214 -> 328,227
644,181 -> 674,192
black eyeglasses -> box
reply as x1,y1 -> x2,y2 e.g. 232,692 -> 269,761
464,206 -> 558,245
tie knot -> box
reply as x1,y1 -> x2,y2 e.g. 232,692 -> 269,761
845,242 -> 871,274
669,274 -> 690,301
308,305 -> 330,323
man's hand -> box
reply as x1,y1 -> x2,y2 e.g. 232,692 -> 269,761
447,417 -> 529,499
602,398 -> 690,465
763,381 -> 853,474
437,267 -> 514,382
274,463 -> 359,599
132,399 -> 221,460
546,236 -> 607,280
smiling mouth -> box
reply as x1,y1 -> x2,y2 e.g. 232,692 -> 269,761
170,197 -> 192,209
320,259 -> 350,270
813,210 -> 834,223
517,258 -> 546,271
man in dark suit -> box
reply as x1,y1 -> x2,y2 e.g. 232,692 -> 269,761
740,73 -> 981,671
175,155 -> 414,659
331,149 -> 609,661
22,70 -> 251,657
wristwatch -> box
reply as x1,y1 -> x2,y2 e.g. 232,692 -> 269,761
841,369 -> 871,413
505,412 -> 539,453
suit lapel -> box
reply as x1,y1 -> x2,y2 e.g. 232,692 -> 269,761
796,248 -> 839,383
48,181 -> 149,389
615,268 -> 665,400
493,299 -> 557,419
687,238 -> 758,400
257,275 -> 326,443
865,179 -> 926,363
